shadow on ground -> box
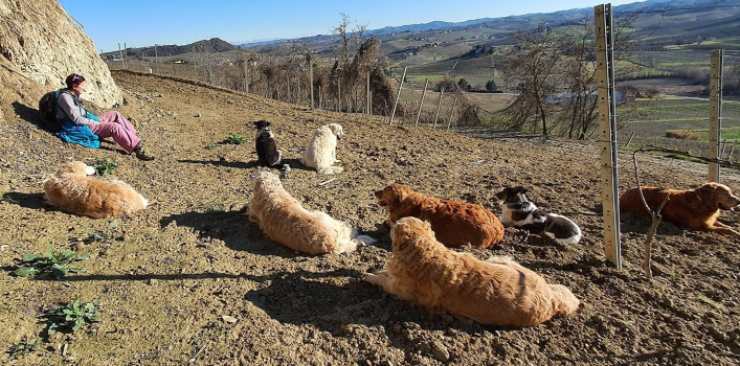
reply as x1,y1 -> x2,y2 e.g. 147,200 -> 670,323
11,102 -> 55,134
178,158 -> 312,171
2,192 -> 47,210
159,209 -> 298,258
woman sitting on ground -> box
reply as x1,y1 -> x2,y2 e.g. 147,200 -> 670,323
56,73 -> 154,161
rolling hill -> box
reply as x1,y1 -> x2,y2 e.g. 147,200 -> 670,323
102,37 -> 236,60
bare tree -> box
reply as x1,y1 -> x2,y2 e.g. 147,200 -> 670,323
501,32 -> 562,136
334,13 -> 352,67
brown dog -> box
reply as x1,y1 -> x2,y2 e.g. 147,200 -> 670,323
43,161 -> 148,219
375,183 -> 504,248
364,217 -> 580,327
620,182 -> 740,237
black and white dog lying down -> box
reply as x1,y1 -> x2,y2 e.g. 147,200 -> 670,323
496,186 -> 582,245
254,120 -> 282,167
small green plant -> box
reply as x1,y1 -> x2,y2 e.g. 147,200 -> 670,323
42,300 -> 99,335
12,249 -> 88,279
7,337 -> 39,359
92,158 -> 118,176
222,133 -> 246,145
205,143 -> 218,150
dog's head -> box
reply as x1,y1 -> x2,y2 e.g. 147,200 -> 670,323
253,120 -> 271,131
326,123 -> 345,139
56,161 -> 96,177
375,183 -> 412,208
697,182 -> 740,211
495,186 -> 529,204
390,217 -> 434,252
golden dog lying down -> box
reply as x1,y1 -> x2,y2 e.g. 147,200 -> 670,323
364,217 -> 580,327
43,161 -> 148,219
620,182 -> 740,237
248,170 -> 371,255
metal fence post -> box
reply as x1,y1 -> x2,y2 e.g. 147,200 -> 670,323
594,3 -> 622,270
709,49 -> 724,182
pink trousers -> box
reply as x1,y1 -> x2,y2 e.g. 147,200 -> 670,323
91,111 -> 141,154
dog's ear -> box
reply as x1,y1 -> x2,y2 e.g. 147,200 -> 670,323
254,120 -> 270,129
495,188 -> 509,200
696,183 -> 717,198
391,183 -> 410,203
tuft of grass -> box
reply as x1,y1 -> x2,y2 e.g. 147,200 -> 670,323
222,133 -> 246,145
205,143 -> 218,150
6,337 -> 39,359
92,158 -> 118,176
41,300 -> 100,335
12,248 -> 88,279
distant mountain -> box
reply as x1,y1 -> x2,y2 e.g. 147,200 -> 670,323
241,0 -> 740,52
102,38 -> 236,59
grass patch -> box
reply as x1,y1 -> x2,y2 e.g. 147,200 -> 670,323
92,158 -> 118,176
41,300 -> 100,335
665,127 -> 740,142
222,133 -> 246,145
12,248 -> 88,279
6,338 -> 39,359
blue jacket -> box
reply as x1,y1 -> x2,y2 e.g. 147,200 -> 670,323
57,111 -> 101,149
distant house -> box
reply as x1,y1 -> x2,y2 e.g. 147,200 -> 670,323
544,90 -> 625,105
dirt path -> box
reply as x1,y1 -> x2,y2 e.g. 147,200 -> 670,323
0,72 -> 738,365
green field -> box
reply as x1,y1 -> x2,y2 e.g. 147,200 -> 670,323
665,127 -> 740,143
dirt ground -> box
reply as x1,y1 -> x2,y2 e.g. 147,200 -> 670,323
1,71 -> 738,365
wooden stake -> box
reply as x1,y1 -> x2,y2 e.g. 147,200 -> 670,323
433,90 -> 445,128
709,49 -> 723,182
389,66 -> 407,125
415,79 -> 429,126
309,59 -> 315,109
446,94 -> 459,131
366,71 -> 371,115
625,132 -> 635,148
594,3 -> 622,270
337,74 -> 342,112
244,60 -> 249,94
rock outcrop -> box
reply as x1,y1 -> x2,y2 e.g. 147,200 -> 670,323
0,0 -> 122,109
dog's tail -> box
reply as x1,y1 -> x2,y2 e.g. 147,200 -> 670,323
353,232 -> 377,245
543,214 -> 582,246
317,165 -> 344,175
549,284 -> 580,317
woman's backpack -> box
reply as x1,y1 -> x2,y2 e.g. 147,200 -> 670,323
38,89 -> 64,132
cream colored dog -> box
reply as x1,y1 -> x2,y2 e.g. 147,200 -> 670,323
248,170 -> 372,255
301,123 -> 345,175
43,161 -> 148,219
364,217 -> 580,327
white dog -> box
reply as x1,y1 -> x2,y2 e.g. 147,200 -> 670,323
301,123 -> 345,175
248,170 -> 374,255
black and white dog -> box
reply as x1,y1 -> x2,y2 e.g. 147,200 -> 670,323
496,186 -> 582,246
254,120 -> 282,167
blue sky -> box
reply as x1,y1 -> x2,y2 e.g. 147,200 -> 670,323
60,0 -> 640,52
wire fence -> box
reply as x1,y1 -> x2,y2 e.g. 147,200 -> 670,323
105,41 -> 740,163
616,50 -> 740,162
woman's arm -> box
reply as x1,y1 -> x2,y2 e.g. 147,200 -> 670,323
57,93 -> 97,127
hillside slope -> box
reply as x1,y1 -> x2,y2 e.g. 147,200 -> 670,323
0,72 -> 738,365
